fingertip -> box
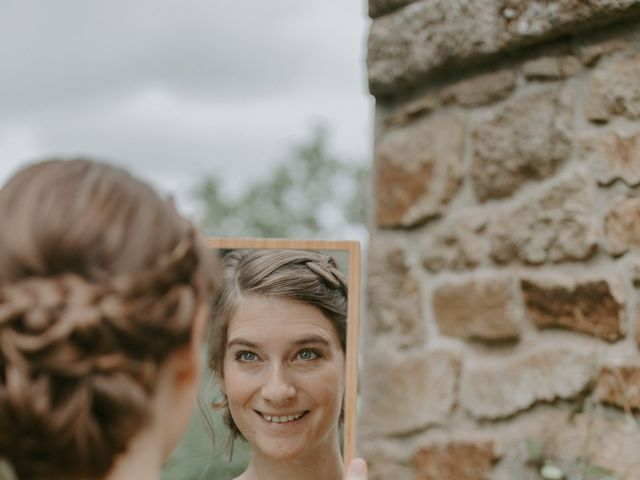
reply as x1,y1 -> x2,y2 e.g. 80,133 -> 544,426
347,458 -> 367,479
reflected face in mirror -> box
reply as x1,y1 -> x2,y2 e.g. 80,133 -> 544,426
209,249 -> 348,464
221,295 -> 345,462
205,242 -> 359,474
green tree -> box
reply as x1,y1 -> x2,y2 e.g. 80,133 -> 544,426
196,124 -> 368,239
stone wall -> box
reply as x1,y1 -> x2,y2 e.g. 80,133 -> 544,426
361,1 -> 640,479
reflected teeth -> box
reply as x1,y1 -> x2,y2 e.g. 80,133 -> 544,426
262,412 -> 305,423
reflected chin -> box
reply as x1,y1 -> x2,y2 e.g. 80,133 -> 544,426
253,437 -> 308,462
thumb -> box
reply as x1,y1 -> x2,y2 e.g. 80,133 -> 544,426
346,458 -> 367,480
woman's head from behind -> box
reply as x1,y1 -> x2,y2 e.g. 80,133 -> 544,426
0,159 -> 216,479
208,249 -> 348,460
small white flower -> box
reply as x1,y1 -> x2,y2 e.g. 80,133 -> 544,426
540,463 -> 564,480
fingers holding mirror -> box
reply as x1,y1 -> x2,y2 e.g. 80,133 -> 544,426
346,458 -> 368,480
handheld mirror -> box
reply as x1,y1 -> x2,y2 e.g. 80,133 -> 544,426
207,237 -> 360,476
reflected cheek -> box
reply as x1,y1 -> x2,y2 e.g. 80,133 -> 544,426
223,367 -> 258,409
307,368 -> 345,411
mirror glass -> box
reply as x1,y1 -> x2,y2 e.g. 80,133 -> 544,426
162,237 -> 360,480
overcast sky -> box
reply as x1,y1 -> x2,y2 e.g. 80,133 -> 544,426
0,0 -> 373,222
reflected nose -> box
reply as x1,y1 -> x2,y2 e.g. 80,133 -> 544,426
261,364 -> 296,403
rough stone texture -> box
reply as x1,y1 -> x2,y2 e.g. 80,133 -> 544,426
367,236 -> 425,349
499,0 -> 640,46
520,274 -> 626,341
368,459 -> 413,480
413,440 -> 501,480
360,349 -> 461,435
637,303 -> 640,347
540,409 -> 640,479
633,257 -> 640,287
368,0 -> 640,95
421,212 -> 488,272
369,0 -> 417,18
488,172 -> 598,264
459,345 -> 595,419
440,69 -> 517,107
587,52 -> 640,122
375,115 -> 464,227
471,88 -> 573,201
581,130 -> 640,187
368,0 -> 498,95
594,364 -> 640,411
360,443 -> 414,480
384,93 -> 438,127
602,196 -> 640,256
432,276 -> 520,342
365,4 -> 640,477
488,408 -> 640,480
522,54 -> 582,80
575,37 -> 630,66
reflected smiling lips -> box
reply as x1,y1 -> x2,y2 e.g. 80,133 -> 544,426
255,410 -> 310,425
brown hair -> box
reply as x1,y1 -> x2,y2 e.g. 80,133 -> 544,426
207,248 -> 348,439
0,159 -> 216,479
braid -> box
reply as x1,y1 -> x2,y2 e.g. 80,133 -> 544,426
0,159 -> 216,480
0,229 -> 207,479
304,258 -> 348,294
1,227 -> 203,360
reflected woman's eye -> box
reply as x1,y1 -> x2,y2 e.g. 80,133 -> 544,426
297,349 -> 320,361
235,351 -> 259,362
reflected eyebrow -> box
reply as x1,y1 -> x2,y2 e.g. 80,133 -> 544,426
293,335 -> 330,347
226,335 -> 331,349
227,338 -> 259,349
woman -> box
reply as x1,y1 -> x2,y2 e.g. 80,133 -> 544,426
0,159 -> 216,480
208,248 -> 349,480
0,159 -> 368,480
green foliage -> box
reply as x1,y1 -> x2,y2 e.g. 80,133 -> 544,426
524,438 -> 622,480
161,381 -> 250,480
195,124 -> 368,238
525,438 -> 544,464
584,465 -> 621,480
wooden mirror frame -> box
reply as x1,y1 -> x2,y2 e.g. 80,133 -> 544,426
206,237 -> 360,474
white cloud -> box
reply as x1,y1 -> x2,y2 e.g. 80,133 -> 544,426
0,125 -> 42,185
0,0 -> 373,227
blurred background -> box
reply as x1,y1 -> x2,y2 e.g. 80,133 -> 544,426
6,1 -> 640,479
0,1 -> 372,478
0,0 -> 372,242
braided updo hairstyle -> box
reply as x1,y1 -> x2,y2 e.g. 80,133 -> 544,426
0,159 -> 216,479
207,248 -> 348,439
